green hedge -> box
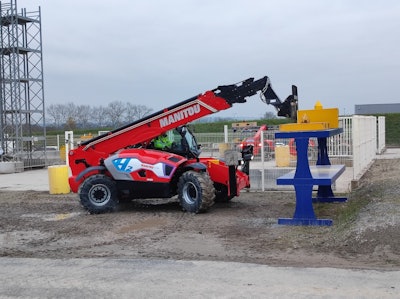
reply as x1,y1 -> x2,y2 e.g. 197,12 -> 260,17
377,114 -> 400,146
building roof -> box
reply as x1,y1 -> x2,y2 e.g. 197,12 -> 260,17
355,103 -> 400,114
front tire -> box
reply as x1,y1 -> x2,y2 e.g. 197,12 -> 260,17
177,171 -> 215,213
79,174 -> 118,214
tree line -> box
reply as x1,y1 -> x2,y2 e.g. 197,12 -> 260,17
46,101 -> 153,130
46,101 -> 279,131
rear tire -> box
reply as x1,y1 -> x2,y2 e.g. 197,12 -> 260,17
178,171 -> 215,213
79,174 -> 118,214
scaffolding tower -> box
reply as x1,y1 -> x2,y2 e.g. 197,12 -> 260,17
0,0 -> 45,169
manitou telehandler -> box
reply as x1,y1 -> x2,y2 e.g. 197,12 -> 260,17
68,76 -> 298,213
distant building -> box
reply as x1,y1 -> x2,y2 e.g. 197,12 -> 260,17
355,103 -> 400,115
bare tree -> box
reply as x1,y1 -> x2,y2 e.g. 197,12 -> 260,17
75,105 -> 91,128
106,101 -> 126,127
65,116 -> 76,130
46,104 -> 60,127
46,103 -> 69,128
46,101 -> 153,129
63,102 -> 79,129
125,103 -> 153,122
91,106 -> 108,128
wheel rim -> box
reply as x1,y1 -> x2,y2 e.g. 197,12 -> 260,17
182,182 -> 199,205
88,184 -> 111,206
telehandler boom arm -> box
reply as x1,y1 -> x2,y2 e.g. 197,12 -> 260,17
77,76 -> 297,158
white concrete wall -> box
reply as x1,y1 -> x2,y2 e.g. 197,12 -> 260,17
352,115 -> 377,180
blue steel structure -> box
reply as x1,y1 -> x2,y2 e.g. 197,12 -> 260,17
275,128 -> 347,226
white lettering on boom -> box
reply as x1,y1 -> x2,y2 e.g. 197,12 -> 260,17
159,104 -> 201,128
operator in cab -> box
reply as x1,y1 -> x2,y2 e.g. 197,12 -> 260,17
153,133 -> 173,150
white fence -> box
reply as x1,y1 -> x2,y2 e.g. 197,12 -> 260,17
351,116 -> 378,181
48,115 -> 384,192
196,115 -> 384,190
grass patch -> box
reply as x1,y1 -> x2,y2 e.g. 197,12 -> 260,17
311,190 -> 374,230
333,188 -> 377,231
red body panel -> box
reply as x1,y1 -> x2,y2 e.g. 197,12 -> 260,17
69,148 -> 187,193
107,149 -> 185,182
199,158 -> 250,196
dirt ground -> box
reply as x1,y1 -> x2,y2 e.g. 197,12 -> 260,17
0,158 -> 399,270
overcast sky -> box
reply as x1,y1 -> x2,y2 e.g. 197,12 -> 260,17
18,0 -> 400,119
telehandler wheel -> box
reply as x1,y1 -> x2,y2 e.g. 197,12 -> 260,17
79,174 -> 118,214
177,170 -> 216,213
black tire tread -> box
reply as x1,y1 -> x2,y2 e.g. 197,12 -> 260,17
79,174 -> 118,214
177,171 -> 215,213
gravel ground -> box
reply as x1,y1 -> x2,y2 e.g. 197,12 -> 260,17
0,158 -> 399,270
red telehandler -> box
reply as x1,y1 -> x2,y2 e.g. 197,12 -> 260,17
238,125 -> 275,158
68,76 -> 298,213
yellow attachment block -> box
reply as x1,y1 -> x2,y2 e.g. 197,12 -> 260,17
279,122 -> 329,132
278,101 -> 340,132
297,107 -> 339,129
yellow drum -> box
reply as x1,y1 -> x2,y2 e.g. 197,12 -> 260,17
48,165 -> 70,194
